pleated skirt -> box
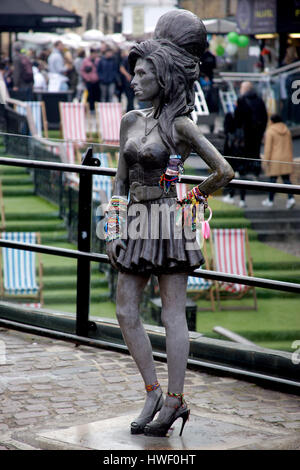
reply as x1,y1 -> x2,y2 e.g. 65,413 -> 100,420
116,197 -> 205,276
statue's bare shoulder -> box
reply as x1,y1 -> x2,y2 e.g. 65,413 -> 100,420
121,108 -> 152,129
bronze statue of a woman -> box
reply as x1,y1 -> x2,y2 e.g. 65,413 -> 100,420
105,9 -> 234,437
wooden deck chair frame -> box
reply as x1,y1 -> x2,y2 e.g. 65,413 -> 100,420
187,239 -> 216,311
211,228 -> 257,311
0,232 -> 44,307
59,102 -> 91,164
40,101 -> 48,138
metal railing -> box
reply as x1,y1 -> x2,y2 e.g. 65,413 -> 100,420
0,148 -> 299,390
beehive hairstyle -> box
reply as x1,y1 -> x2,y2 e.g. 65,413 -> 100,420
128,9 -> 207,153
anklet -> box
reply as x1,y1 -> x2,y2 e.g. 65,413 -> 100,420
167,392 -> 185,407
145,381 -> 160,392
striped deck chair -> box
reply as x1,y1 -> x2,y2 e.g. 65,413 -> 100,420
92,153 -> 112,203
15,101 -> 48,137
191,81 -> 209,124
0,232 -> 43,307
95,102 -> 122,147
219,90 -> 237,114
186,238 -> 215,311
59,102 -> 89,164
0,181 -> 5,231
211,228 -> 257,310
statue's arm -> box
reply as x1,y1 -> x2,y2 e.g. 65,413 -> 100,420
113,113 -> 131,197
105,112 -> 132,268
176,118 -> 234,195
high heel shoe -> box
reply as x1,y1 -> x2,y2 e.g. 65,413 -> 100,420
144,392 -> 190,437
131,382 -> 164,435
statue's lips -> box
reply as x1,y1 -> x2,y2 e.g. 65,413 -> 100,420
133,88 -> 143,96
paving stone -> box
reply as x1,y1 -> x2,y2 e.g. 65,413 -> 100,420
32,384 -> 53,390
54,408 -> 76,415
14,411 -> 49,420
261,415 -> 286,423
0,424 -> 9,432
0,328 -> 300,450
7,385 -> 30,392
25,404 -> 48,412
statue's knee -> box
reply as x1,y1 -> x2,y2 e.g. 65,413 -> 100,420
116,307 -> 138,330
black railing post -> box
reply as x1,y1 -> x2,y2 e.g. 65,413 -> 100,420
75,147 -> 100,337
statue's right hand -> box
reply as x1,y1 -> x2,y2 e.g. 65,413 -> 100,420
106,239 -> 126,270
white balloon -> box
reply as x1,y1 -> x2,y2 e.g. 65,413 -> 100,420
226,43 -> 238,56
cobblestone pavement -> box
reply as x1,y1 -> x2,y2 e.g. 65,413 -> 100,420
0,327 -> 299,451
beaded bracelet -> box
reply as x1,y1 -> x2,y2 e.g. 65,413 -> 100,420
178,186 -> 208,207
160,155 -> 184,193
177,186 -> 210,232
104,196 -> 128,242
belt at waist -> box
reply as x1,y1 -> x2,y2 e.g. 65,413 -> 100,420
129,182 -> 177,202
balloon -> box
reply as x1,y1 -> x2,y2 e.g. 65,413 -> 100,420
237,35 -> 249,48
227,32 -> 239,44
216,45 -> 225,56
226,43 -> 238,56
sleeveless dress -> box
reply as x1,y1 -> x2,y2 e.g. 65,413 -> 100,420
115,138 -> 205,276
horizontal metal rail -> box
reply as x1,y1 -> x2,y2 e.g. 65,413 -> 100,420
0,317 -> 299,390
0,239 -> 299,295
0,155 -> 299,194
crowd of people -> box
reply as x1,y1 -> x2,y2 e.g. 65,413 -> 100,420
0,39 -> 296,210
0,39 -> 135,112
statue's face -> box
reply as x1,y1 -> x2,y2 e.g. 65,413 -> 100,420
131,58 -> 160,102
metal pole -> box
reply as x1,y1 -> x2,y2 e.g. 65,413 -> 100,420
75,147 -> 100,337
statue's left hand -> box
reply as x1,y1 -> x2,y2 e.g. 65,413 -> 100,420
106,239 -> 126,270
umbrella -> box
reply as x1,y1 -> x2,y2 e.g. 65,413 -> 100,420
82,29 -> 104,42
17,32 -> 60,46
0,0 -> 81,32
203,19 -> 237,34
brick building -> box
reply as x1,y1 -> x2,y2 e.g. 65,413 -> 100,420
48,0 -> 122,34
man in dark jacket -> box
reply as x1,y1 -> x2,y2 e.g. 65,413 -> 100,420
97,48 -> 119,102
225,81 -> 268,207
12,41 -> 34,100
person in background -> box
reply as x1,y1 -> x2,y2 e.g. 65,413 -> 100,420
80,47 -> 100,112
97,47 -> 119,102
74,48 -> 86,101
224,81 -> 268,208
47,40 -> 68,91
64,51 -> 77,96
262,114 -> 295,209
119,48 -> 135,112
12,41 -> 34,100
200,41 -> 216,82
32,60 -> 47,91
3,59 -> 14,92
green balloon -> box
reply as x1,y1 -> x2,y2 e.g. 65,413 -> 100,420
216,45 -> 225,56
227,32 -> 239,44
237,35 -> 249,48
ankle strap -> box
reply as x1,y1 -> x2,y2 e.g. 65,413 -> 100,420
167,392 -> 185,407
145,381 -> 160,392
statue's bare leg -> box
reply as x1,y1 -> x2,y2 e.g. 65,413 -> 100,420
156,272 -> 189,419
116,271 -> 163,432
